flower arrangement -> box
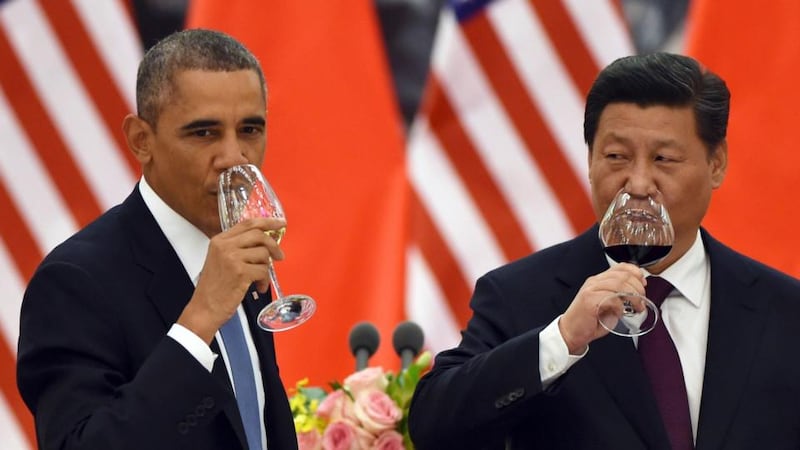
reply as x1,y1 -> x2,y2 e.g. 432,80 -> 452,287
289,351 -> 432,450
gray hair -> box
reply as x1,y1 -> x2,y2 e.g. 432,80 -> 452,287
136,28 -> 266,127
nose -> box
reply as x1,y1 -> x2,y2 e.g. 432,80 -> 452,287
215,135 -> 249,170
624,160 -> 658,198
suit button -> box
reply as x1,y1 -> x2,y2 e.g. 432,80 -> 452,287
195,405 -> 207,417
202,396 -> 215,408
178,422 -> 189,435
186,413 -> 198,426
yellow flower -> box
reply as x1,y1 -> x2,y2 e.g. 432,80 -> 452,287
289,351 -> 432,450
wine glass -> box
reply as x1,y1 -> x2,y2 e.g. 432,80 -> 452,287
218,164 -> 316,331
596,188 -> 674,337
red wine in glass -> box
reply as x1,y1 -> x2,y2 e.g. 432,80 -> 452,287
597,189 -> 674,337
604,244 -> 672,268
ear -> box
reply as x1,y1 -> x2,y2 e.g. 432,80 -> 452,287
709,140 -> 728,189
122,114 -> 154,164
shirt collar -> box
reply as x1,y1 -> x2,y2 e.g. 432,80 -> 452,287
603,230 -> 708,308
138,177 -> 209,285
645,230 -> 707,308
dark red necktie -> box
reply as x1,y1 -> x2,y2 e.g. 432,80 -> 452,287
638,276 -> 694,450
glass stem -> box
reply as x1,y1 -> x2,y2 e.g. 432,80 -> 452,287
267,259 -> 284,299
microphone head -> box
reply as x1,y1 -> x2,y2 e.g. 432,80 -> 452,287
348,322 -> 380,357
392,321 -> 425,356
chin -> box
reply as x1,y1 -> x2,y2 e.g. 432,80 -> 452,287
205,223 -> 223,237
195,216 -> 219,237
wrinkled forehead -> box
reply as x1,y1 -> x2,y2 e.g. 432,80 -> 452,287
150,68 -> 267,126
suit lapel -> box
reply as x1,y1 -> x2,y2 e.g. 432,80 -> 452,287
210,338 -> 234,393
554,226 -> 670,449
209,337 -> 248,450
240,286 -> 279,399
121,187 -> 250,450
241,287 -> 274,363
695,231 -> 768,450
549,227 -> 771,449
586,336 -> 669,449
208,290 -> 262,450
242,287 -> 295,448
122,187 -> 194,328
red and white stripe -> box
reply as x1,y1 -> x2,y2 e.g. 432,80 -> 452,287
406,0 -> 634,353
0,0 -> 141,447
0,0 -> 637,446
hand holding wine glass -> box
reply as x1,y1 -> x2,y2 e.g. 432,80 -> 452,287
596,188 -> 674,337
218,164 -> 316,331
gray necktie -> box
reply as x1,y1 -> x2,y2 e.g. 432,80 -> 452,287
219,311 -> 263,450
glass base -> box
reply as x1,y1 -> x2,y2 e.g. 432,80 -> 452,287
257,294 -> 316,332
597,293 -> 659,337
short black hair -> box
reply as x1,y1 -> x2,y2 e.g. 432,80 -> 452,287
135,28 -> 266,127
584,52 -> 729,154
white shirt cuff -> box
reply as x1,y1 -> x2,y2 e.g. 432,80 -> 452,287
539,315 -> 587,387
167,323 -> 218,372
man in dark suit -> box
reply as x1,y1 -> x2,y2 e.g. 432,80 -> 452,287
408,53 -> 800,449
17,29 -> 297,449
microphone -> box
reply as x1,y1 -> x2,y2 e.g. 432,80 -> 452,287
392,321 -> 425,370
348,322 -> 380,371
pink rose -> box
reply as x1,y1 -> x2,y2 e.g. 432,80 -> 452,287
317,389 -> 357,423
353,422 -> 378,449
344,367 -> 388,398
297,429 -> 322,450
371,430 -> 405,450
322,420 -> 375,450
352,389 -> 402,435
322,421 -> 358,450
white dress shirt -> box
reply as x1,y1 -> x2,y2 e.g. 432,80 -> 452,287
138,177 -> 267,448
539,231 -> 710,441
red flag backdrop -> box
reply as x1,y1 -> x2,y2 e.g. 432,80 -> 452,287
685,0 -> 800,278
404,0 -> 635,353
185,0 -> 409,389
3,0 -> 800,448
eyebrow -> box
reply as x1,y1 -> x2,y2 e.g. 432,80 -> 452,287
242,116 -> 266,126
180,119 -> 220,131
179,116 -> 265,132
649,139 -> 683,151
602,133 -> 682,150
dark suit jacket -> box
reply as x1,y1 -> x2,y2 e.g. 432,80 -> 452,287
17,187 -> 298,450
408,226 -> 800,449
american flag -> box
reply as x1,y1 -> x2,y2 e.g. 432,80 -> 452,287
0,0 -> 636,447
0,0 -> 141,447
405,0 -> 634,352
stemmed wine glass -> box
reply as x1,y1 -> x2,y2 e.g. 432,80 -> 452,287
596,188 -> 674,337
218,164 -> 316,332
